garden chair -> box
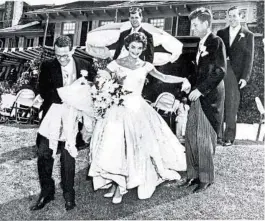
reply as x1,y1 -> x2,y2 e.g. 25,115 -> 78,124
12,89 -> 35,123
0,93 -> 17,123
29,94 -> 44,124
255,97 -> 265,141
151,92 -> 178,130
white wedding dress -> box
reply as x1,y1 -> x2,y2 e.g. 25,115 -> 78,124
88,61 -> 187,199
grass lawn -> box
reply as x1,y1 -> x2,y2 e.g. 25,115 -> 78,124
0,124 -> 264,220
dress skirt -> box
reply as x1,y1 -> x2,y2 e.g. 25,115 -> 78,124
88,94 -> 186,199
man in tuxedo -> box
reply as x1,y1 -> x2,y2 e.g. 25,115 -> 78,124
180,8 -> 226,193
217,6 -> 254,146
113,7 -> 154,63
30,36 -> 96,211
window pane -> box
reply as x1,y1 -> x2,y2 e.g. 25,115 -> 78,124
149,18 -> 165,29
99,20 -> 114,26
63,22 -> 76,34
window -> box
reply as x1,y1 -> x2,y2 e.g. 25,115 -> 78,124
26,38 -> 34,47
149,18 -> 165,29
99,20 -> 114,26
63,22 -> 76,35
0,38 -> 5,48
8,38 -> 18,48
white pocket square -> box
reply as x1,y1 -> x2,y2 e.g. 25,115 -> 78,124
201,51 -> 209,57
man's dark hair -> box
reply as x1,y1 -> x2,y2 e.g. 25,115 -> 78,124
228,6 -> 240,15
189,7 -> 212,27
54,35 -> 73,50
129,7 -> 143,17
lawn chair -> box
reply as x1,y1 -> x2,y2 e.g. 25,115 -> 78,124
0,93 -> 17,123
30,94 -> 44,124
151,92 -> 178,130
255,97 -> 265,141
12,89 -> 35,123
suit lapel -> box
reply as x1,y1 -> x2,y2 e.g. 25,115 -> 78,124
230,26 -> 243,49
53,59 -> 63,87
197,33 -> 214,68
73,56 -> 81,79
223,27 -> 230,47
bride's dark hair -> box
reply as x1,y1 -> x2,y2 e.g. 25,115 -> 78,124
124,32 -> 147,51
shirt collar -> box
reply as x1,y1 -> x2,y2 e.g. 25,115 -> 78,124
131,26 -> 141,33
199,31 -> 211,47
229,25 -> 241,33
61,56 -> 74,70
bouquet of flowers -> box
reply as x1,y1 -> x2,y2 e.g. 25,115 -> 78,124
91,71 -> 131,119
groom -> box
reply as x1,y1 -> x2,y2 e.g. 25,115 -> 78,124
30,35 -> 96,211
181,8 -> 226,193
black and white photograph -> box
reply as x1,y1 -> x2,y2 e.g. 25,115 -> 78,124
0,0 -> 264,220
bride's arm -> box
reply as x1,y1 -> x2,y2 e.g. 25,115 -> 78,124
148,64 -> 191,93
149,66 -> 186,84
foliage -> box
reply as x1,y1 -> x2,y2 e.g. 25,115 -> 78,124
238,1 -> 264,123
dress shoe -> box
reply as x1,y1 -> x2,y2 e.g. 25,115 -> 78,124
178,178 -> 200,188
65,201 -> 76,211
224,140 -> 234,146
112,195 -> 123,204
217,139 -> 224,146
193,182 -> 212,193
30,195 -> 54,211
104,185 -> 116,198
104,192 -> 115,198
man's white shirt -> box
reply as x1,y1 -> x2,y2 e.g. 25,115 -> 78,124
130,26 -> 141,34
196,31 -> 211,64
61,57 -> 77,86
229,25 -> 241,46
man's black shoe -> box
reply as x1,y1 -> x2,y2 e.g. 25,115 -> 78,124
178,178 -> 200,188
193,182 -> 212,193
217,139 -> 224,146
223,140 -> 234,146
30,195 -> 54,211
65,201 -> 76,211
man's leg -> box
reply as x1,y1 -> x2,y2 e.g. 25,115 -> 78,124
30,133 -> 55,211
224,63 -> 240,144
37,134 -> 55,197
60,144 -> 76,210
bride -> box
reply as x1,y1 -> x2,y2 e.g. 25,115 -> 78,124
88,32 -> 191,204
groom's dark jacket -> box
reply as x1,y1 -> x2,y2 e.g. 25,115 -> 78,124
113,27 -> 154,63
195,33 -> 227,133
38,55 -> 96,119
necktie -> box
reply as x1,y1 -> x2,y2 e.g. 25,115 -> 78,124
196,42 -> 203,64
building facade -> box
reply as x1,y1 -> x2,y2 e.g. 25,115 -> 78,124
22,0 -> 260,48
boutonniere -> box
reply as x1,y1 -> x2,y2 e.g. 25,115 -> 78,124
238,33 -> 245,41
200,45 -> 209,57
80,70 -> 88,77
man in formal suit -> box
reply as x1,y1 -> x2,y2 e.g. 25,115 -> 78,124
180,8 -> 226,193
30,36 -> 96,211
113,7 -> 154,63
217,6 -> 254,146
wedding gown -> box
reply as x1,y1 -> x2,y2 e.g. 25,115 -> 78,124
88,61 -> 187,199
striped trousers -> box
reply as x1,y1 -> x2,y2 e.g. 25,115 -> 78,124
185,99 -> 216,183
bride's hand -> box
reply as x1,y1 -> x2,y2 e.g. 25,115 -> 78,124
181,78 -> 191,94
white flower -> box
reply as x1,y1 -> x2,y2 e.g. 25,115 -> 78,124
80,70 -> 88,77
199,45 -> 209,57
238,33 -> 245,41
200,45 -> 207,53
